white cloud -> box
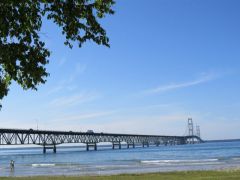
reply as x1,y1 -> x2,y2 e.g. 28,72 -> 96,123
68,63 -> 87,83
58,57 -> 67,66
46,82 -> 79,96
49,92 -> 100,108
52,111 -> 114,123
143,72 -> 218,95
46,63 -> 86,95
46,85 -> 65,95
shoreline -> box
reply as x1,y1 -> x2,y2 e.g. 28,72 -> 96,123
1,161 -> 240,177
2,169 -> 240,179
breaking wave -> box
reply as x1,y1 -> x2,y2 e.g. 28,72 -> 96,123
32,164 -> 56,167
141,159 -> 219,165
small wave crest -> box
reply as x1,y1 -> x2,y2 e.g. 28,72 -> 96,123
141,159 -> 218,164
32,163 -> 55,167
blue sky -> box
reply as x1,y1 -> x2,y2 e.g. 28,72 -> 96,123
1,0 -> 240,140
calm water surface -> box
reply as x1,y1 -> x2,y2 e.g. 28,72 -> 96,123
1,141 -> 240,176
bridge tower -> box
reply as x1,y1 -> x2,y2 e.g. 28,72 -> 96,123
196,125 -> 200,138
188,118 -> 194,136
188,118 -> 194,144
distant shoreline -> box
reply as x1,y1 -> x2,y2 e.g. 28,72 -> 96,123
205,139 -> 240,143
1,169 -> 240,179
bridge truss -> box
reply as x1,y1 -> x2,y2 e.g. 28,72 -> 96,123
0,128 -> 203,153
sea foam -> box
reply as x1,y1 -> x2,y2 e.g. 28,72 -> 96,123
32,164 -> 55,167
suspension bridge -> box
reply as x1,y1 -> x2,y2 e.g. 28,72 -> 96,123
0,118 -> 203,153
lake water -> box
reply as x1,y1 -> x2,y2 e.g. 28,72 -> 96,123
1,141 -> 240,176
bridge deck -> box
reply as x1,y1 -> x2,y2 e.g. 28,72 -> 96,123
0,128 -> 203,153
0,128 -> 184,138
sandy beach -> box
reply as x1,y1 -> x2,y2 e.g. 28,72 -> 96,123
1,169 -> 240,180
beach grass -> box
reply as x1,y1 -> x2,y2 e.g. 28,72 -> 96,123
1,170 -> 240,180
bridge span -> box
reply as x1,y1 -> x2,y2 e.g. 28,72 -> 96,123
0,128 -> 203,153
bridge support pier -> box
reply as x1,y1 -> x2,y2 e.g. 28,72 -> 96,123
43,144 -> 56,154
142,142 -> 149,148
53,145 -> 56,153
86,143 -> 97,151
43,146 -> 46,154
127,143 -> 135,148
112,142 -> 121,149
180,138 -> 186,145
